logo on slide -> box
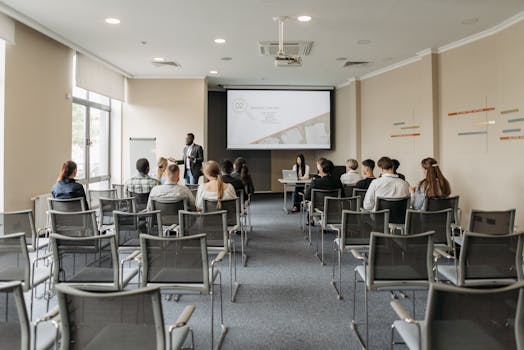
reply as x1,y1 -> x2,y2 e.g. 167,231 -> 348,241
233,98 -> 247,113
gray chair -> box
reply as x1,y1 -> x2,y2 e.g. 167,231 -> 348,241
331,209 -> 389,299
1,209 -> 48,255
47,197 -> 86,212
112,183 -> 126,198
343,184 -> 356,198
423,195 -> 460,226
437,231 -> 524,287
376,196 -> 411,232
55,283 -> 195,350
0,281 -> 59,350
127,190 -> 150,212
113,210 -> 163,253
315,196 -> 360,265
48,210 -> 98,238
179,210 -> 239,302
150,198 -> 188,233
352,231 -> 435,349
99,197 -> 136,231
454,209 -> 516,246
140,233 -> 224,349
390,281 -> 524,350
87,189 -> 117,210
307,189 -> 342,246
405,209 -> 453,257
352,188 -> 367,208
50,232 -> 139,291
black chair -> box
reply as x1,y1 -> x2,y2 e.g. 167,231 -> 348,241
99,197 -> 136,231
405,209 -> 453,256
47,197 -> 86,212
423,195 -> 460,225
376,196 -> 411,232
127,191 -> 150,212
308,189 -> 342,247
87,189 -> 117,210
150,198 -> 188,233
454,209 -> 517,246
352,188 -> 367,208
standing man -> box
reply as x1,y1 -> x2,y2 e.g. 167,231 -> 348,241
176,133 -> 204,185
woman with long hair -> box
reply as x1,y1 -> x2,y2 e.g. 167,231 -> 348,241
410,157 -> 451,209
156,157 -> 168,184
291,154 -> 310,212
51,160 -> 88,208
233,157 -> 255,195
195,160 -> 236,210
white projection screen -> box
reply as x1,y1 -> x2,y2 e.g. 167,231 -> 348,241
227,90 -> 332,150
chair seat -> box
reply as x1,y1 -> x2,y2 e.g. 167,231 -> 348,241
393,320 -> 424,350
355,266 -> 429,290
452,235 -> 463,246
34,320 -> 60,350
437,265 -> 517,287
170,325 -> 191,350
82,324 -> 161,350
0,266 -> 25,282
334,237 -> 369,251
151,267 -> 206,284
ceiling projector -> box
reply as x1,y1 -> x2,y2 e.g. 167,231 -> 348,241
274,55 -> 302,67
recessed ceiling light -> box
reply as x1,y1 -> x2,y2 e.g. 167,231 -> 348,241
336,57 -> 347,61
153,57 -> 165,62
461,17 -> 479,25
105,18 -> 120,25
209,70 -> 218,74
297,15 -> 312,22
357,39 -> 371,45
221,57 -> 233,61
140,41 -> 147,45
214,38 -> 226,44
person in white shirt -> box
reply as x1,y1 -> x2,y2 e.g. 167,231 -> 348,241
363,157 -> 410,211
291,154 -> 310,212
340,158 -> 363,185
195,160 -> 237,210
147,164 -> 195,211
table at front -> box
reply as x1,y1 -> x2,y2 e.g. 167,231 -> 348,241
278,178 -> 312,213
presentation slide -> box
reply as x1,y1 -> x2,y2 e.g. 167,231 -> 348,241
227,90 -> 331,150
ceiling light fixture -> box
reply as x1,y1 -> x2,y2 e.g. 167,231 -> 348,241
153,57 -> 165,62
214,38 -> 226,44
209,70 -> 218,74
105,18 -> 121,25
297,15 -> 312,22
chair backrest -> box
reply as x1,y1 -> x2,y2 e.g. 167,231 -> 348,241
423,196 -> 459,225
55,284 -> 165,350
48,197 -> 86,212
127,191 -> 150,212
352,188 -> 367,207
112,184 -> 125,198
113,211 -> 162,249
323,196 -> 360,227
50,233 -> 119,290
405,209 -> 452,247
376,196 -> 411,225
0,210 -> 37,248
0,233 -> 30,286
178,210 -> 228,249
203,198 -> 240,228
468,209 -> 516,235
343,184 -> 356,199
140,233 -> 209,290
150,199 -> 187,226
340,210 -> 389,247
311,189 -> 342,212
48,210 -> 98,238
88,189 -> 117,210
458,231 -> 524,285
424,281 -> 524,350
0,281 -> 30,350
368,231 -> 434,288
99,197 -> 136,228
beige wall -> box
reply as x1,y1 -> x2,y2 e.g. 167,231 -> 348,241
4,22 -> 73,210
123,78 -> 207,179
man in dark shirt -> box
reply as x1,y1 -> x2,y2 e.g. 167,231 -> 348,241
220,159 -> 245,196
355,159 -> 376,189
392,159 -> 406,180
305,159 -> 344,200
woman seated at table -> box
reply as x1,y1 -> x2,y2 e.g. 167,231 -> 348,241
196,160 -> 237,210
291,154 -> 310,212
410,157 -> 451,209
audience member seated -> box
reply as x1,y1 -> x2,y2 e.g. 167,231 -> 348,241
354,159 -> 376,190
410,157 -> 451,209
221,159 -> 245,194
156,157 -> 168,184
291,154 -> 310,212
196,160 -> 237,210
51,160 -> 88,208
125,158 -> 160,195
392,159 -> 406,180
147,164 -> 196,211
232,157 -> 255,196
304,159 -> 344,200
340,158 -> 363,185
363,157 -> 410,210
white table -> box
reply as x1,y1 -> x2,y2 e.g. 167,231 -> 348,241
278,178 -> 312,213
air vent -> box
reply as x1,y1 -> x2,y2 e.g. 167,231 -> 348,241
258,41 -> 313,56
343,61 -> 370,68
152,61 -> 181,68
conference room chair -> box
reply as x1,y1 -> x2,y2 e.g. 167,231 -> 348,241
111,183 -> 126,198
0,233 -> 52,319
331,209 -> 389,300
423,195 -> 460,226
390,280 -> 524,350
55,283 -> 195,350
343,184 -> 356,199
405,209 -> 454,258
1,209 -> 49,259
87,188 -> 117,210
150,198 -> 188,234
203,198 -> 247,267
0,281 -> 60,350
453,208 -> 517,246
140,233 -> 223,349
437,231 -> 524,287
47,197 -> 86,212
98,197 -> 136,232
307,189 -> 342,246
298,183 -> 310,233
127,190 -> 150,212
48,209 -> 98,239
352,188 -> 367,209
351,231 -> 435,349
376,196 -> 411,233
112,210 -> 163,254
178,210 -> 239,302
50,233 -> 139,291
236,189 -> 253,244
315,196 -> 360,265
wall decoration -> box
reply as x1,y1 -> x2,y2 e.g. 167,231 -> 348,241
500,135 -> 524,141
502,128 -> 521,133
448,107 -> 495,116
457,131 -> 488,136
508,117 -> 524,123
391,132 -> 421,138
500,108 -> 519,115
393,121 -> 405,126
400,125 -> 420,130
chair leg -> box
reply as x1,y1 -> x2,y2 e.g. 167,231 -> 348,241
216,271 -> 228,350
351,267 -> 368,349
330,242 -> 343,300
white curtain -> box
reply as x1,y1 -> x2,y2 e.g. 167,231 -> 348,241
75,52 -> 125,101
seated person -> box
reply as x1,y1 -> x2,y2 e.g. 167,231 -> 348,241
51,160 -> 88,209
125,158 -> 160,195
291,154 -> 310,212
196,160 -> 237,210
340,158 -> 363,185
354,159 -> 376,189
392,159 -> 406,180
410,157 -> 451,209
147,164 -> 196,211
232,157 -> 255,196
156,157 -> 168,184
220,159 -> 245,195
363,157 -> 410,211
304,159 -> 344,200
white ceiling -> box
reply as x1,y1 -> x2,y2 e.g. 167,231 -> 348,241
2,0 -> 524,87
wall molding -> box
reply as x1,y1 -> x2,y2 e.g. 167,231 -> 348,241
132,75 -> 206,80
336,77 -> 359,89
